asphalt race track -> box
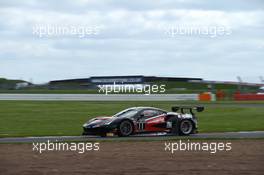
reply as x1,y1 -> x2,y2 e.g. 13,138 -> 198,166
1,94 -> 264,107
0,131 -> 263,143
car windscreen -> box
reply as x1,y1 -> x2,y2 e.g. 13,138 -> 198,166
113,109 -> 138,118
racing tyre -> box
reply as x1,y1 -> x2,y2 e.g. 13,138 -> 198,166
117,120 -> 133,137
179,119 -> 193,135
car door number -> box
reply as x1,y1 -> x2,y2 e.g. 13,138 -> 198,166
137,122 -> 146,131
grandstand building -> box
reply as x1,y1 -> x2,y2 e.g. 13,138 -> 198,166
49,75 -> 203,89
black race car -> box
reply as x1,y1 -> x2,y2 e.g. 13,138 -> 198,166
82,106 -> 204,137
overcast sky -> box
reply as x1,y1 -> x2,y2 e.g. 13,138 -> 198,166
0,0 -> 263,83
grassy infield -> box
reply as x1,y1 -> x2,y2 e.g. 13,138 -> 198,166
0,101 -> 263,137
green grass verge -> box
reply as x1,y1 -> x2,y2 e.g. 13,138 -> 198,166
0,101 -> 263,137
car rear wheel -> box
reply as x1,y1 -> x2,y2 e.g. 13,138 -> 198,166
118,120 -> 133,137
179,119 -> 193,135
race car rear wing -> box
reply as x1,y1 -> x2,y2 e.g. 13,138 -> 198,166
171,106 -> 204,114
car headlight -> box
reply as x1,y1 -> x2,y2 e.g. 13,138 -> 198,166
104,120 -> 112,125
83,123 -> 89,127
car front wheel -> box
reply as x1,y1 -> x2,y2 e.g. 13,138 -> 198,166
117,120 -> 133,137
